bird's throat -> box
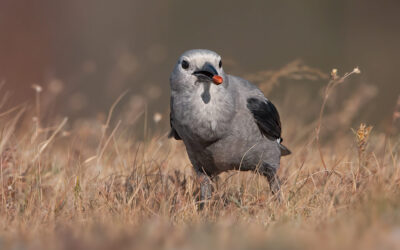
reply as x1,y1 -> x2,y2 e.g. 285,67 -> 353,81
201,82 -> 211,104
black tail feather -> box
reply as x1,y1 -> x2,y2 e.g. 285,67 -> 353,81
279,143 -> 291,156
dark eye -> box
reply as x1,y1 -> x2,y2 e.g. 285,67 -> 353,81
181,60 -> 189,69
219,60 -> 222,68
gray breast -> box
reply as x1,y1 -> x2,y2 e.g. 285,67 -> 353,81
171,83 -> 235,144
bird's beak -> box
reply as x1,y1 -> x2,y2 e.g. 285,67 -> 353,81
193,63 -> 223,85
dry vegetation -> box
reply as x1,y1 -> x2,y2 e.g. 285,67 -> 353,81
0,65 -> 399,250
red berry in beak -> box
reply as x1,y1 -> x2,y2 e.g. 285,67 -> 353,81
212,75 -> 223,85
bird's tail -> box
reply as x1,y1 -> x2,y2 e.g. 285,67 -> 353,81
277,138 -> 291,156
279,144 -> 291,156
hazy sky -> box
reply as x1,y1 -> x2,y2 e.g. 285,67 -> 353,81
1,0 -> 399,128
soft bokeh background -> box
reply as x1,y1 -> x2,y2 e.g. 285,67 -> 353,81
1,0 -> 399,131
1,2 -> 400,249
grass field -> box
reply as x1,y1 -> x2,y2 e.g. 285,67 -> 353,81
0,65 -> 399,250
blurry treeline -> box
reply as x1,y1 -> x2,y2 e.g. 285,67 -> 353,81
0,0 -> 399,133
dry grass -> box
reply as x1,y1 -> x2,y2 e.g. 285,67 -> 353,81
0,66 -> 399,250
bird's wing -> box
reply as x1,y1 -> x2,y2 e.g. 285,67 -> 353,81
246,97 -> 282,141
168,115 -> 181,140
168,97 -> 182,140
246,96 -> 291,155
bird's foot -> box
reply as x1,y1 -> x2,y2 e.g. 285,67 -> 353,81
197,173 -> 212,210
265,171 -> 282,203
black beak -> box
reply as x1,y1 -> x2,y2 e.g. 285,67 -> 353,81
193,63 -> 218,82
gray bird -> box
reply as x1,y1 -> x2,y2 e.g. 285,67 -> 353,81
169,49 -> 290,203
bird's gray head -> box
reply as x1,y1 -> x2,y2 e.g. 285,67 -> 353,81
170,49 -> 226,92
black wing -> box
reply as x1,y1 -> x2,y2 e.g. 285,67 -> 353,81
168,115 -> 181,140
247,97 -> 282,141
168,97 -> 181,140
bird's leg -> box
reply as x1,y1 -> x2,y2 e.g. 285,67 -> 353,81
196,171 -> 212,209
263,168 -> 282,201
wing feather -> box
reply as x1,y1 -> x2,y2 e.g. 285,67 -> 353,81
169,96 -> 182,140
247,97 -> 291,155
247,97 -> 281,140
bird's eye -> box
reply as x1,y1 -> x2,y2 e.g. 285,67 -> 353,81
181,60 -> 189,69
219,60 -> 222,68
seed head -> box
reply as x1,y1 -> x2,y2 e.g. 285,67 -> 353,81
32,84 -> 43,93
331,69 -> 338,80
153,112 -> 162,123
353,123 -> 373,153
353,67 -> 361,74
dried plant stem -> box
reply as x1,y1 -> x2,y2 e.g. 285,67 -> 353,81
33,117 -> 68,162
1,156 -> 4,210
0,107 -> 26,155
0,104 -> 25,118
98,120 -> 122,162
381,95 -> 400,167
97,90 -> 128,158
315,68 -> 360,171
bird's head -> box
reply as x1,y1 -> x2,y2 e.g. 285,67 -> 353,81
170,49 -> 226,91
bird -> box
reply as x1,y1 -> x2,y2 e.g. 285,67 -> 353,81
169,49 -> 291,204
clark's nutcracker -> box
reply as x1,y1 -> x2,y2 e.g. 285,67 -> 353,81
169,49 -> 291,203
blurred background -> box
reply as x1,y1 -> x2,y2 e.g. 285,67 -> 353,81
0,0 -> 399,134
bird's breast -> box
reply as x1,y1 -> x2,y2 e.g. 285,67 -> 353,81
172,87 -> 235,143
